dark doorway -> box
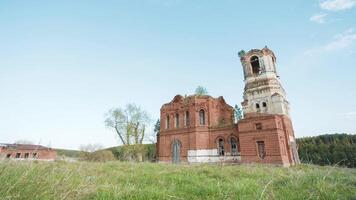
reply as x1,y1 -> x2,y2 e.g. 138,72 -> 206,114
218,139 -> 225,156
257,141 -> 266,159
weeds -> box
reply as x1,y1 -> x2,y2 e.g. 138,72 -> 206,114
0,161 -> 355,200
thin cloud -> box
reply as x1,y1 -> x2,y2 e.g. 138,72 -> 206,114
320,0 -> 356,11
305,29 -> 356,55
339,112 -> 356,118
325,29 -> 356,50
310,13 -> 327,23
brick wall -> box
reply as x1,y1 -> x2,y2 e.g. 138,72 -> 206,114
238,115 -> 297,166
0,148 -> 57,160
157,95 -> 299,166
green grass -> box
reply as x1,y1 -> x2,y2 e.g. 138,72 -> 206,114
0,161 -> 355,200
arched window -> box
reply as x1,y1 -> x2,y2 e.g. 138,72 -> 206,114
175,113 -> 179,128
218,138 -> 225,156
185,111 -> 190,127
199,109 -> 205,125
166,115 -> 170,129
250,56 -> 260,75
262,102 -> 267,107
230,137 -> 238,156
256,103 -> 260,109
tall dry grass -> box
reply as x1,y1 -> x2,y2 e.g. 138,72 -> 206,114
0,160 -> 355,199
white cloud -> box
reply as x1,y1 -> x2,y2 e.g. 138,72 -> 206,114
324,29 -> 356,50
320,0 -> 356,11
310,13 -> 328,23
305,29 -> 356,55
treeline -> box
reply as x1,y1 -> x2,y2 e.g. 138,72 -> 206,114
297,133 -> 356,168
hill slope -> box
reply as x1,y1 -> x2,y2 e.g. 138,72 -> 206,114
0,161 -> 355,199
55,148 -> 82,158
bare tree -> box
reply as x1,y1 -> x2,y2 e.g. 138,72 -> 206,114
79,143 -> 104,153
105,103 -> 151,145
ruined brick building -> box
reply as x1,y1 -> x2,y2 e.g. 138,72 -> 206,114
156,47 -> 300,166
0,143 -> 57,161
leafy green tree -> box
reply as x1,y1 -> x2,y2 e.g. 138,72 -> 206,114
297,133 -> 356,168
154,119 -> 160,136
234,104 -> 243,122
195,86 -> 208,96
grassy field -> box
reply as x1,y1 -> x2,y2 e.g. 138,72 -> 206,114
0,161 -> 355,200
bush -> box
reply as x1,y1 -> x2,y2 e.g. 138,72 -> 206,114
109,144 -> 156,162
79,150 -> 116,162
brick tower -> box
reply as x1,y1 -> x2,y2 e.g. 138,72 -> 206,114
237,47 -> 300,166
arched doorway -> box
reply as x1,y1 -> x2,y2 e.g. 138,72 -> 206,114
172,140 -> 181,163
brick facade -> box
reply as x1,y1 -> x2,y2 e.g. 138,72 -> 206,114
157,95 -> 299,166
238,115 -> 299,166
0,144 -> 57,161
158,95 -> 239,163
156,47 -> 300,166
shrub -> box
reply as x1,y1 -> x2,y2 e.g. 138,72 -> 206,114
109,144 -> 156,162
79,150 -> 116,162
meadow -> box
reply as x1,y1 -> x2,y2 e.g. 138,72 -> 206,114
0,161 -> 355,200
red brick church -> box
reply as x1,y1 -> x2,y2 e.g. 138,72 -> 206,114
156,47 -> 300,166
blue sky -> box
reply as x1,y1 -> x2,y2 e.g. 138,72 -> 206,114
0,0 -> 355,149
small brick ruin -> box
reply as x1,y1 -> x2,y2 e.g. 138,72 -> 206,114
157,47 -> 300,166
0,144 -> 57,161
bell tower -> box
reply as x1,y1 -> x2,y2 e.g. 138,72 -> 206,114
238,46 -> 290,118
237,46 -> 300,166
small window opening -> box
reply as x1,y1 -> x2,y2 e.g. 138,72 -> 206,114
32,153 -> 37,158
250,56 -> 261,75
24,153 -> 29,159
175,113 -> 179,128
199,109 -> 205,125
257,141 -> 266,159
6,154 -> 11,158
255,123 -> 263,130
185,111 -> 190,127
15,153 -> 21,158
262,102 -> 267,107
166,115 -> 170,129
256,103 -> 260,109
218,138 -> 225,156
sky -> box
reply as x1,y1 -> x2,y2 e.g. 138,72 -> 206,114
0,0 -> 355,150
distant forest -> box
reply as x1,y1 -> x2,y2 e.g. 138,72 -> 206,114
297,134 -> 356,168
